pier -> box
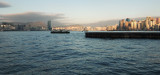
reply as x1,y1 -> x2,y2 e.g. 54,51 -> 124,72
85,31 -> 160,39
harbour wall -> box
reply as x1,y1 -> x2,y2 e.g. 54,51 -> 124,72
85,31 -> 160,39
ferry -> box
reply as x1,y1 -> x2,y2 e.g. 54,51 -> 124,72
51,29 -> 70,33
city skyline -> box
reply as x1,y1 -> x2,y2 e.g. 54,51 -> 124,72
117,17 -> 160,31
1,16 -> 160,31
0,0 -> 160,26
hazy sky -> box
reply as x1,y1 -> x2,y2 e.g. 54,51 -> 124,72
0,0 -> 160,25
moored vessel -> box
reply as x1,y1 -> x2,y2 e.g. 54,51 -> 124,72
51,29 -> 70,33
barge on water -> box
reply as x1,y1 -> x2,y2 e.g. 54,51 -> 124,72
51,29 -> 70,33
85,31 -> 160,39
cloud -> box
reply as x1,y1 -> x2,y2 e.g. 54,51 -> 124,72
0,12 -> 68,26
0,1 -> 11,8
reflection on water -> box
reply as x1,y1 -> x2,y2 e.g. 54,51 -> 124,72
0,31 -> 160,74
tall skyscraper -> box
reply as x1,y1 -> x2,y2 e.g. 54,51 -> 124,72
133,20 -> 137,30
126,18 -> 131,22
153,18 -> 156,26
149,21 -> 153,27
125,21 -> 129,30
131,21 -> 134,30
145,19 -> 150,30
154,25 -> 159,30
157,18 -> 160,24
146,16 -> 151,21
48,20 -> 52,31
141,20 -> 145,30
137,21 -> 141,30
119,19 -> 125,30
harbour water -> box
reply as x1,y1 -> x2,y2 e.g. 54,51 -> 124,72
0,31 -> 160,75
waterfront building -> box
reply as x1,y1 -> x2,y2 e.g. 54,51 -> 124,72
106,26 -> 113,31
48,20 -> 52,31
122,19 -> 126,30
125,21 -> 129,30
145,19 -> 150,30
119,21 -> 122,30
137,21 -> 141,30
107,25 -> 118,31
146,16 -> 152,21
142,20 -> 146,30
133,20 -> 137,30
154,25 -> 159,31
126,18 -> 131,22
119,19 -> 125,30
149,21 -> 153,27
157,18 -> 160,24
65,25 -> 85,31
128,22 -> 132,30
152,20 -> 156,26
131,21 -> 134,30
95,27 -> 107,31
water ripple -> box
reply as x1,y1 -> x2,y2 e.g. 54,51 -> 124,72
0,64 -> 36,74
0,31 -> 160,74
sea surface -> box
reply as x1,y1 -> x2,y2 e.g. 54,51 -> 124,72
0,31 -> 160,75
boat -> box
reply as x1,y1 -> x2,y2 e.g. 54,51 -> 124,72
51,29 -> 70,33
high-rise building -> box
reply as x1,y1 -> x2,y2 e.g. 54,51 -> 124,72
119,19 -> 125,30
137,21 -> 141,30
154,25 -> 159,31
152,21 -> 156,29
145,20 -> 150,30
146,16 -> 152,21
153,18 -> 157,25
133,20 -> 137,30
131,21 -> 134,30
157,18 -> 160,24
141,20 -> 145,30
126,18 -> 131,22
48,20 -> 52,31
149,21 -> 153,27
119,21 -> 122,30
125,21 -> 129,30
152,19 -> 156,26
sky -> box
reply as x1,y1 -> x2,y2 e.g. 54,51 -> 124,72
0,0 -> 160,25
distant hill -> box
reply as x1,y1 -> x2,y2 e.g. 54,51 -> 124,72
28,22 -> 47,27
84,19 -> 119,27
